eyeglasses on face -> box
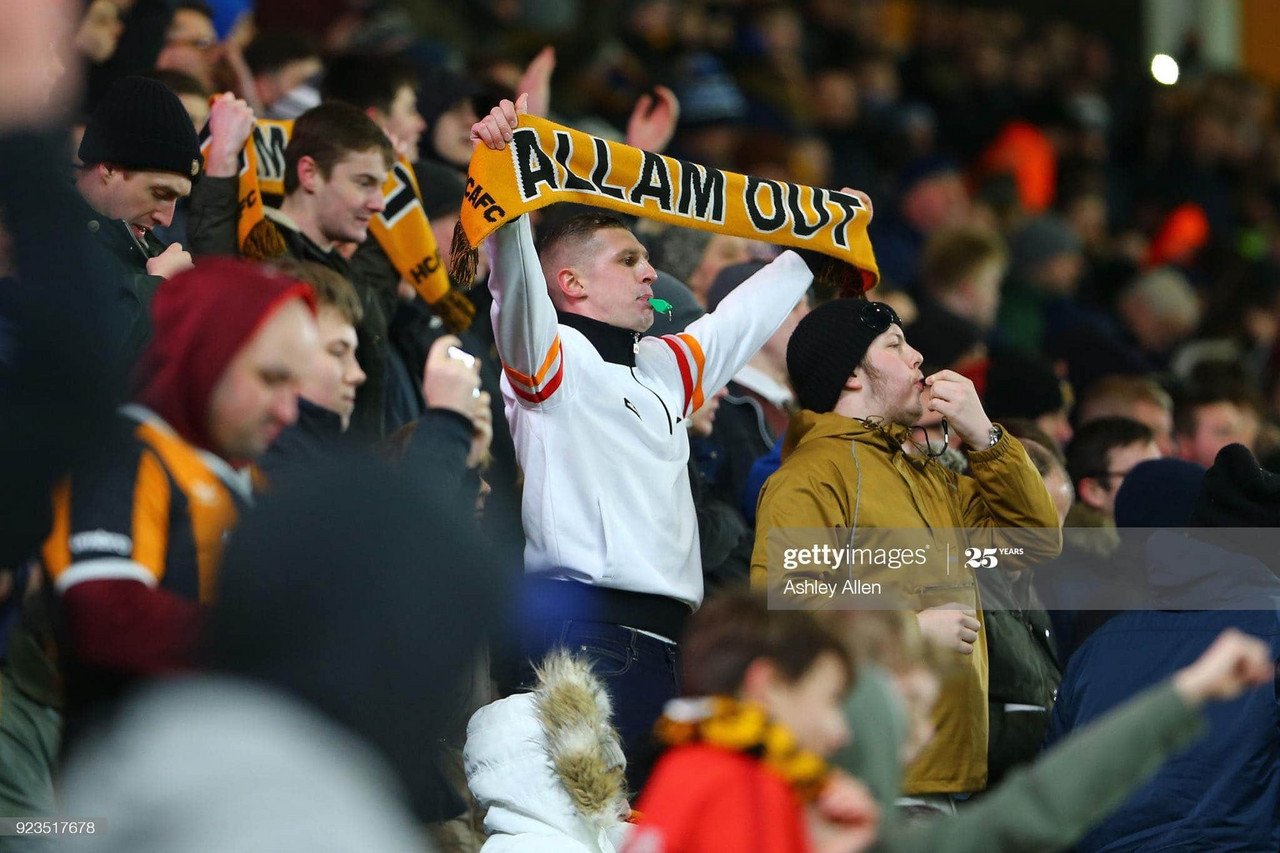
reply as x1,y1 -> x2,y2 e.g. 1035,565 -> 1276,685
165,37 -> 217,50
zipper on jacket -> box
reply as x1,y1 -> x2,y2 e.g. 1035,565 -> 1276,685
915,582 -> 975,594
631,367 -> 674,434
725,390 -> 773,448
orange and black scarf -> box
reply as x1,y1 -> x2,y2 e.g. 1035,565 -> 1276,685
450,115 -> 880,298
655,696 -> 832,801
200,119 -> 474,333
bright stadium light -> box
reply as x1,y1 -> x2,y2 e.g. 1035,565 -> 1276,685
1151,54 -> 1180,86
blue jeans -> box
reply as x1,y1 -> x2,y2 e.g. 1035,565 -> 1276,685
523,619 -> 680,788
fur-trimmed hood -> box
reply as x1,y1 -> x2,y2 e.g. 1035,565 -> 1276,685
465,652 -> 630,852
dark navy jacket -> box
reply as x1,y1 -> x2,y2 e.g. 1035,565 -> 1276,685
1045,531 -> 1280,852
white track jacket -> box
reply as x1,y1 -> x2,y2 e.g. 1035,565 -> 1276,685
489,216 -> 812,607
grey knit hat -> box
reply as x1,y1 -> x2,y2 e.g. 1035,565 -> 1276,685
1010,215 -> 1081,280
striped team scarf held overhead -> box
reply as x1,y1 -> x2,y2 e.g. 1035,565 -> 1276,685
199,119 -> 475,333
449,115 -> 880,296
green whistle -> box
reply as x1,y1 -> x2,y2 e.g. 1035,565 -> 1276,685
648,297 -> 672,318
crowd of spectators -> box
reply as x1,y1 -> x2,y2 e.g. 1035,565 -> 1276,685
1,0 -> 1278,850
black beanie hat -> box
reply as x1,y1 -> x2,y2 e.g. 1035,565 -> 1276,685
1189,443 -> 1280,527
418,66 -> 482,133
787,298 -> 900,413
1114,458 -> 1206,529
79,76 -> 202,178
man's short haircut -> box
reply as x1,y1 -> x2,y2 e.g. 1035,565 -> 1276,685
267,258 -> 363,325
1021,438 -> 1066,479
919,224 -> 1006,297
146,69 -> 210,100
679,591 -> 854,697
1002,417 -> 1067,467
1173,365 -> 1264,438
321,54 -> 418,115
283,101 -> 395,195
1078,374 -> 1172,423
174,1 -> 215,22
244,29 -> 320,76
1065,416 -> 1154,491
534,210 -> 631,260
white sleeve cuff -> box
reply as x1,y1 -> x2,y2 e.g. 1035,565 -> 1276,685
55,558 -> 159,592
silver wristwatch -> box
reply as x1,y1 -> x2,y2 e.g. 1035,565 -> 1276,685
987,425 -> 1002,448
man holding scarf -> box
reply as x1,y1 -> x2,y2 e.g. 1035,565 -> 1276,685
470,96 -> 876,777
191,93 -> 476,438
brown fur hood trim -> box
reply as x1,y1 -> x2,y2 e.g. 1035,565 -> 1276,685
532,650 -> 630,828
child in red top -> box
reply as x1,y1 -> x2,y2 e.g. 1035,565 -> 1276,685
628,593 -> 879,853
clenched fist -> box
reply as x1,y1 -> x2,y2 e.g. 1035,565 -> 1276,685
917,603 -> 981,655
1173,628 -> 1275,705
204,92 -> 256,178
923,369 -> 994,450
145,242 -> 194,279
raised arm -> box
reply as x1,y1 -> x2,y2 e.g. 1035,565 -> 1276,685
886,629 -> 1273,853
695,252 -> 811,386
189,93 -> 257,257
476,96 -> 568,408
652,189 -> 870,419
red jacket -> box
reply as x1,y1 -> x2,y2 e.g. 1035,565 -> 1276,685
629,743 -> 811,853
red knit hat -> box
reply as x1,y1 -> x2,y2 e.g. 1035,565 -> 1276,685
135,257 -> 316,457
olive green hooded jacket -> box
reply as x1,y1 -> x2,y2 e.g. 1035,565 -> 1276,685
752,411 -> 1060,793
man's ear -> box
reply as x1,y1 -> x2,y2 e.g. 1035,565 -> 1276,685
844,372 -> 864,394
554,265 -> 586,301
740,658 -> 777,706
1077,476 -> 1107,511
365,106 -> 387,129
296,155 -> 322,193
